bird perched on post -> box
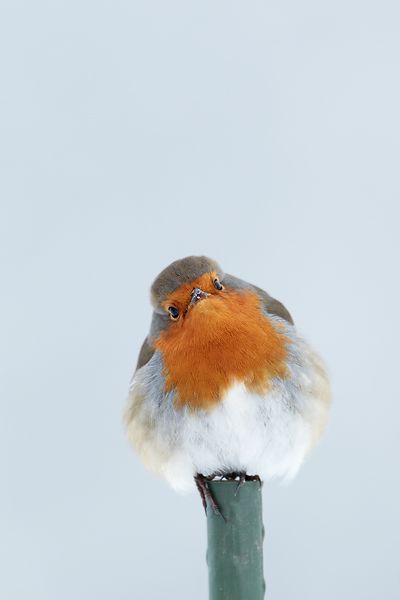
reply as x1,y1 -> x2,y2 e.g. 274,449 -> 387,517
125,256 -> 330,512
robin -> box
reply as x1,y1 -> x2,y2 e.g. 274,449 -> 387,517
125,256 -> 330,513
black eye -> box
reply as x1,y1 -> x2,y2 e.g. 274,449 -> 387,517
213,278 -> 224,291
168,306 -> 180,320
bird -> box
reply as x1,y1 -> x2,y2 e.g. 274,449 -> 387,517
125,255 -> 330,513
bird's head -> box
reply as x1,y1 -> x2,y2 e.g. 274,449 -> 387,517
151,255 -> 226,325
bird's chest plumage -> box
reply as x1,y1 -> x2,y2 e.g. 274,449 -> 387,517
155,290 -> 289,411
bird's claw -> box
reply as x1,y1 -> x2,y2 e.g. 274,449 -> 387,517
194,474 -> 225,520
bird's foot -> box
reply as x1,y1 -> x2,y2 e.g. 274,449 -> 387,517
219,472 -> 262,495
234,472 -> 246,496
220,471 -> 262,493
194,474 -> 225,520
244,474 -> 262,487
225,472 -> 262,494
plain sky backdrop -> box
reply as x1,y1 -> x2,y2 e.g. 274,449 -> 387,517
1,1 -> 399,599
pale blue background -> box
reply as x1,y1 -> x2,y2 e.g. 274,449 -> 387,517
1,1 -> 399,599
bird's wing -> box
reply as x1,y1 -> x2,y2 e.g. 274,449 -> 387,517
136,337 -> 155,370
222,273 -> 294,325
135,312 -> 169,371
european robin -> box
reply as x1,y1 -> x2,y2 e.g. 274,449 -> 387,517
125,256 -> 330,512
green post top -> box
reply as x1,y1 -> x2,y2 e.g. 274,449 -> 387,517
206,480 -> 265,600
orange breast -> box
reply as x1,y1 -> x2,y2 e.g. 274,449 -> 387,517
155,289 -> 288,410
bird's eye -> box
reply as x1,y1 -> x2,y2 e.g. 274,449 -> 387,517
213,278 -> 224,291
168,306 -> 180,320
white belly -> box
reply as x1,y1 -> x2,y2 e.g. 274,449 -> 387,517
160,382 -> 313,492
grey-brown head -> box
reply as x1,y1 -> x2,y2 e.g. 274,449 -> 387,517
150,255 -> 223,312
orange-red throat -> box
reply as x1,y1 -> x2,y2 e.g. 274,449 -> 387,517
155,273 -> 288,410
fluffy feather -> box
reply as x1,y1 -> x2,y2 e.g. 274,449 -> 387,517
125,316 -> 330,492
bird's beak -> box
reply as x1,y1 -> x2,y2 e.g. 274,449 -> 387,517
189,287 -> 209,307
